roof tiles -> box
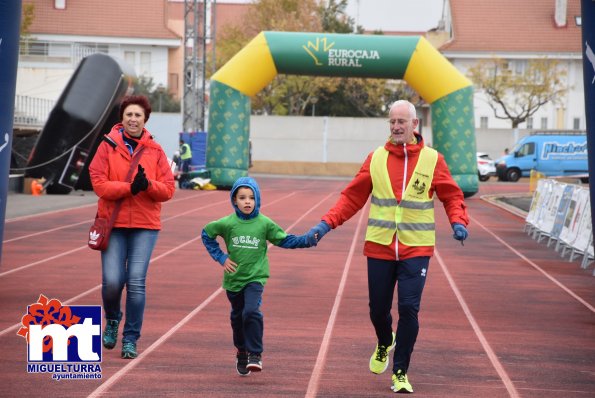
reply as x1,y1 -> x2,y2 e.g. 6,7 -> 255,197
441,0 -> 582,53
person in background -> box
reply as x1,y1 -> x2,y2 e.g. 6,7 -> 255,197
308,100 -> 469,394
179,138 -> 192,173
89,95 -> 175,359
201,176 -> 317,376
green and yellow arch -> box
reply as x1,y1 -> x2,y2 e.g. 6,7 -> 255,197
207,31 -> 478,195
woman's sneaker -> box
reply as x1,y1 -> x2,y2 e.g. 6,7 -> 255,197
236,351 -> 251,376
102,319 -> 119,349
246,353 -> 262,372
121,342 -> 137,359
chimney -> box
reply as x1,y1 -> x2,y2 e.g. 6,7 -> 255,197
555,0 -> 567,27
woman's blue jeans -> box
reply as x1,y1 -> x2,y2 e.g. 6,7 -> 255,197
101,228 -> 159,344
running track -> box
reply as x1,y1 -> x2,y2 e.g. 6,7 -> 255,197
1,176 -> 594,397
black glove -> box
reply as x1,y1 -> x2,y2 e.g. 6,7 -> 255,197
131,164 -> 149,195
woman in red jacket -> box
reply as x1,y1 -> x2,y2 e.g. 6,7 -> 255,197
309,100 -> 469,393
89,95 -> 175,359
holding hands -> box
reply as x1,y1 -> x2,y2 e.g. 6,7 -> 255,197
131,164 -> 149,195
308,221 -> 331,245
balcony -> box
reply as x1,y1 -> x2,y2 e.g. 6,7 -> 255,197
13,95 -> 55,135
19,39 -> 117,67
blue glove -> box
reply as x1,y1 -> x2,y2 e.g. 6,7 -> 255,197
309,221 -> 331,243
452,223 -> 468,242
306,230 -> 318,247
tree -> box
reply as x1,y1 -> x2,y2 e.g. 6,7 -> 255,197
20,3 -> 35,38
133,76 -> 180,113
467,57 -> 567,128
213,0 -> 418,117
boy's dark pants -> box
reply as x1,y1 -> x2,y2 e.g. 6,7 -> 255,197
226,282 -> 264,354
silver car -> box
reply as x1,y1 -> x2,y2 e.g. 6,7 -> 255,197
477,152 -> 496,181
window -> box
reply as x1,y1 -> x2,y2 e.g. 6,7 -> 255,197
55,0 -> 66,9
140,52 -> 151,76
512,60 -> 527,76
526,117 -> 533,129
480,116 -> 488,129
124,51 -> 135,69
573,117 -> 581,130
540,117 -> 548,129
518,142 -> 535,157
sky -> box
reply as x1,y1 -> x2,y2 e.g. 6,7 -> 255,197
222,0 -> 446,32
345,0 -> 445,32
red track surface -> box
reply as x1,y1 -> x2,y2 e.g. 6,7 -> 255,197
1,177 -> 594,397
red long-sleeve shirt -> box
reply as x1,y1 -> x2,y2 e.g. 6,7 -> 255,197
322,134 -> 468,261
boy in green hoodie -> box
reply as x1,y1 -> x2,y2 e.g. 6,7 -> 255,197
201,177 -> 317,376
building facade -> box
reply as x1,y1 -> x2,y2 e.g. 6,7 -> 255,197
440,0 -> 584,131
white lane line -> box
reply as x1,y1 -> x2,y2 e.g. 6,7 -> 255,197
0,245 -> 88,277
86,287 -> 224,398
434,249 -> 520,398
470,215 -> 595,313
86,192 -> 336,397
305,204 -> 368,398
0,198 -> 230,276
1,236 -> 202,337
5,202 -> 97,223
3,192 -> 218,241
4,219 -> 91,243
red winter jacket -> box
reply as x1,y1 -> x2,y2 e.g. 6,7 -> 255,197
322,134 -> 468,261
89,124 -> 175,230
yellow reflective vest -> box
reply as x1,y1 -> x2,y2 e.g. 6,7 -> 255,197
180,143 -> 192,160
365,146 -> 438,246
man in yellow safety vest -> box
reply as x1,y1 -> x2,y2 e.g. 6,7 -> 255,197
179,139 -> 192,173
308,100 -> 469,394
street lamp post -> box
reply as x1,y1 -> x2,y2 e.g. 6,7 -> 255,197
157,84 -> 165,112
311,96 -> 318,116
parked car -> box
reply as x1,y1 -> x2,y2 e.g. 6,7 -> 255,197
477,152 -> 496,181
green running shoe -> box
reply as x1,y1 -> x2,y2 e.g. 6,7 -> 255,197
102,319 -> 119,349
121,342 -> 137,359
391,369 -> 413,393
369,332 -> 396,374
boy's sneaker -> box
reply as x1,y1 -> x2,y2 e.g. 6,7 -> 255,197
369,332 -> 396,374
391,369 -> 413,393
236,351 -> 251,376
246,353 -> 262,372
121,342 -> 137,359
102,319 -> 119,349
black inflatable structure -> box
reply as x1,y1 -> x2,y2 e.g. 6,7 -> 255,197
26,53 -> 135,194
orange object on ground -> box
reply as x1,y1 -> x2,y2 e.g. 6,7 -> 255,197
31,180 -> 44,196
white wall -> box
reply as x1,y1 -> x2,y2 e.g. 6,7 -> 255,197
147,112 -> 534,166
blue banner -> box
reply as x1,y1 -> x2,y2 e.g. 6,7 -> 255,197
0,0 -> 22,265
582,0 -> 595,252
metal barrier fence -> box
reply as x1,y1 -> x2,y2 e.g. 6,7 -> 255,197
13,95 -> 55,128
525,179 -> 594,274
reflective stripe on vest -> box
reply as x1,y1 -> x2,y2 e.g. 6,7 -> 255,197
365,146 -> 438,246
180,143 -> 192,160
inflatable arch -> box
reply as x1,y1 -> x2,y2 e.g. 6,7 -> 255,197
207,31 -> 478,195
